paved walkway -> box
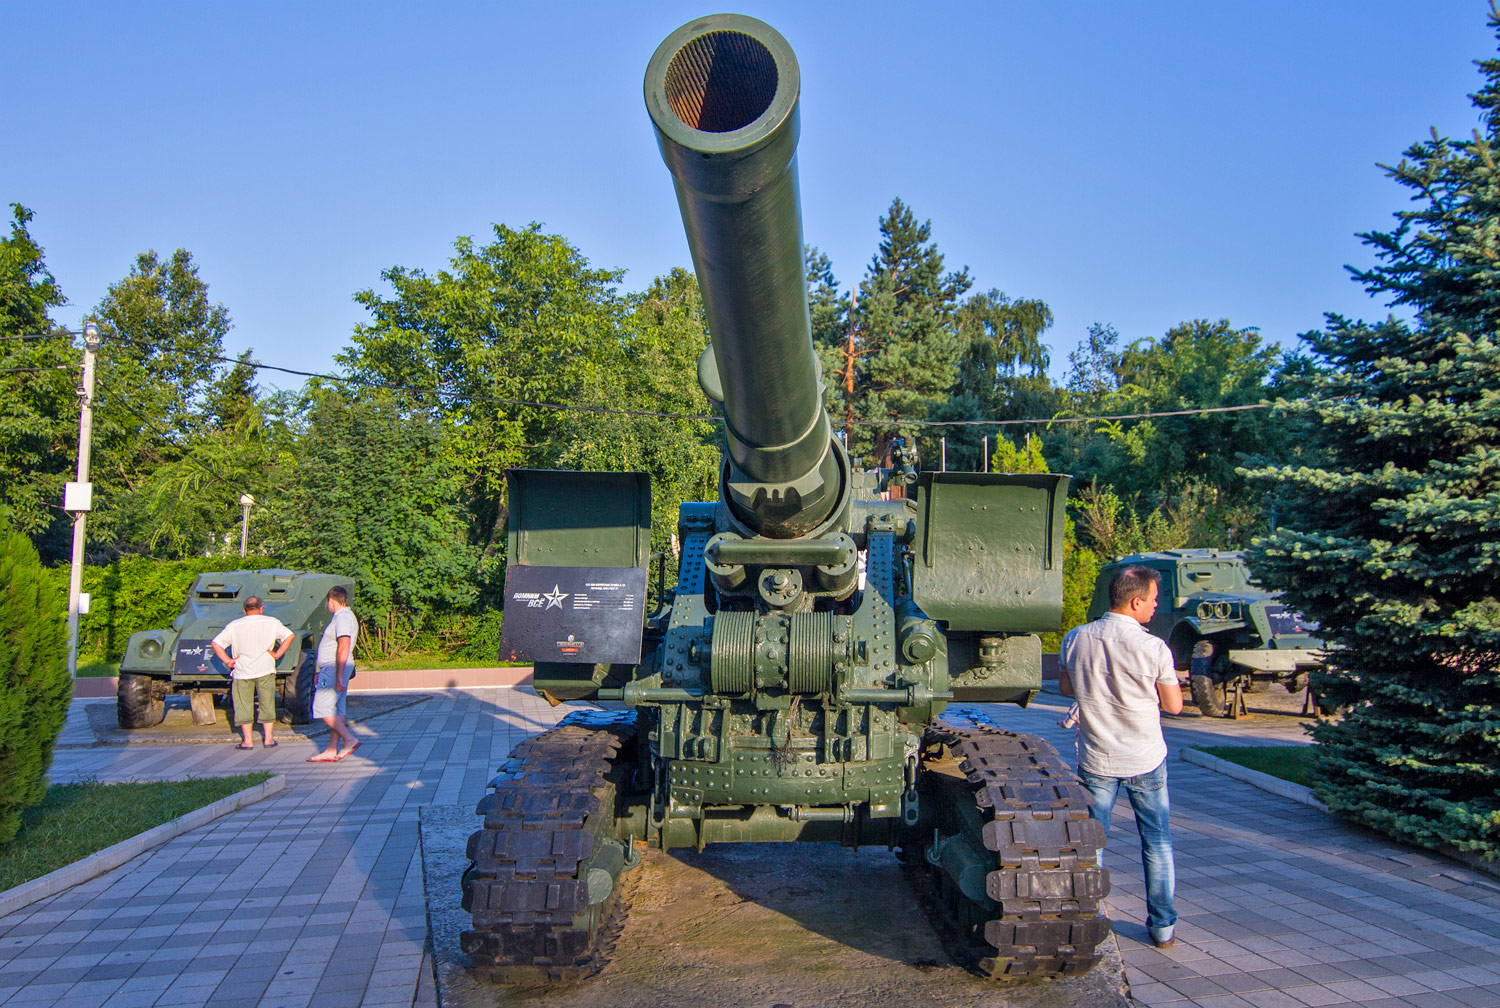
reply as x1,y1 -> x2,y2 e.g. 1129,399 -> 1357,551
0,687 -> 1496,1008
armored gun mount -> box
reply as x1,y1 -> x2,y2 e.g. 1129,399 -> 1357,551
462,14 -> 1108,984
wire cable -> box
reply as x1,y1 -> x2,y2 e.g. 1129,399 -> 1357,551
0,331 -> 78,341
100,331 -> 1284,428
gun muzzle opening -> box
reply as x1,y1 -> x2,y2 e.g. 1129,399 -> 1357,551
664,31 -> 778,134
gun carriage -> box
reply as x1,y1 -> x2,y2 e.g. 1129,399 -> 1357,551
461,14 -> 1108,981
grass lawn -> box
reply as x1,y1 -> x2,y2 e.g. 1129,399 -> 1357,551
0,774 -> 273,892
76,661 -> 116,678
1196,745 -> 1315,788
357,651 -> 526,671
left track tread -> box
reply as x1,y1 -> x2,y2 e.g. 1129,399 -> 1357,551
460,709 -> 638,983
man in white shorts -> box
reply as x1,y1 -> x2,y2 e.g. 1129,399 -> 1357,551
211,595 -> 294,749
307,585 -> 361,762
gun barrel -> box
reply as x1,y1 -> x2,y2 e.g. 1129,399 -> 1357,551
645,14 -> 841,537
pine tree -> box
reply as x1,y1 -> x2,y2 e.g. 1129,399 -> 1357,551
1245,13 -> 1500,860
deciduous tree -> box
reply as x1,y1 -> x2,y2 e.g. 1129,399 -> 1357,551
0,205 -> 77,561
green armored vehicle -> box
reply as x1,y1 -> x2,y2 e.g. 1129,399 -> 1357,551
1087,550 -> 1325,717
461,14 -> 1108,985
116,569 -> 355,729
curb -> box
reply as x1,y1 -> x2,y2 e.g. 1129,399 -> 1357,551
70,669 -> 536,699
0,773 -> 287,919
1180,746 -> 1329,811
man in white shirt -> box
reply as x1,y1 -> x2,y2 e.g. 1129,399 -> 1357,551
211,596 -> 294,749
307,585 -> 360,762
1058,565 -> 1184,949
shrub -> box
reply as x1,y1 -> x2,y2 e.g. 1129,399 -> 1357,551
458,610 -> 506,663
0,518 -> 71,844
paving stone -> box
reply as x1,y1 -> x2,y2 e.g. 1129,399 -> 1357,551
9,689 -> 1500,1008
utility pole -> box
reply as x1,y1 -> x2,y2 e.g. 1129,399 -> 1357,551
65,323 -> 101,679
841,289 -> 862,447
239,493 -> 254,556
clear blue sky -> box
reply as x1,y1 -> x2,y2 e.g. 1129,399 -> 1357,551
4,2 -> 1495,391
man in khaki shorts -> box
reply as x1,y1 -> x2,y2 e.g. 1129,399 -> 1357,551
211,596 -> 294,749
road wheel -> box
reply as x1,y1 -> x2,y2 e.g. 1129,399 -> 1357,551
117,672 -> 165,728
1287,671 -> 1310,695
279,652 -> 317,725
1189,640 -> 1228,718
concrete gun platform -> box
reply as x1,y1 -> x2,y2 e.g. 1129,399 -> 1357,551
419,804 -> 1130,1008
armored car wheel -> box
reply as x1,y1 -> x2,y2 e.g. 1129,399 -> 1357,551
1189,640 -> 1229,718
117,672 -> 165,729
279,652 -> 316,725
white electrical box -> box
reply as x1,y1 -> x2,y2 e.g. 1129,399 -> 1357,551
78,592 -> 91,615
64,482 -> 93,512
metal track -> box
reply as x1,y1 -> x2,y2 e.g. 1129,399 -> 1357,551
912,713 -> 1110,979
460,710 -> 638,982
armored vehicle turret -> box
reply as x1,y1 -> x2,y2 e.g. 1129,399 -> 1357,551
116,569 -> 355,729
1087,550 -> 1325,717
461,14 -> 1108,982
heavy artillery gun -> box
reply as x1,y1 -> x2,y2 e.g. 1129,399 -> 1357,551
461,14 -> 1108,982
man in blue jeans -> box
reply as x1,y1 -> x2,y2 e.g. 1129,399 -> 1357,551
1058,565 -> 1184,949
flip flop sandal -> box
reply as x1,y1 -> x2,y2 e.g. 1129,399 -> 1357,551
306,753 -> 340,762
235,743 -> 255,751
263,740 -> 279,748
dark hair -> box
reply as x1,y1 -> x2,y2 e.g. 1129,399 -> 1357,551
1108,565 -> 1158,609
327,585 -> 349,605
242,595 -> 263,613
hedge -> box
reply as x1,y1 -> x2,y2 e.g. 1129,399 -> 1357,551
46,556 -> 504,665
45,556 -> 263,666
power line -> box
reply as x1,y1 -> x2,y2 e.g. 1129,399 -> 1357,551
101,331 -> 1283,429
0,364 -> 72,375
849,403 -> 1274,427
104,333 -> 723,422
0,330 -> 78,341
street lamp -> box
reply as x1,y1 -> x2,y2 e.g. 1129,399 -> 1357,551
239,493 -> 254,557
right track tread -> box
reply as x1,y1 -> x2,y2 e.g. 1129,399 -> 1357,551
916,713 -> 1110,980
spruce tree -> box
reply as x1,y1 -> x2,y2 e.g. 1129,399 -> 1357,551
846,199 -> 971,463
1245,14 -> 1500,860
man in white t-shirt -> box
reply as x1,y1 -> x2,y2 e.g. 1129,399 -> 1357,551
1059,565 -> 1184,949
211,596 -> 294,749
307,585 -> 360,762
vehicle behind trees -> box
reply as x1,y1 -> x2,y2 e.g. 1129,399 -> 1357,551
459,14 -> 1109,984
1087,550 -> 1324,718
115,569 -> 354,728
